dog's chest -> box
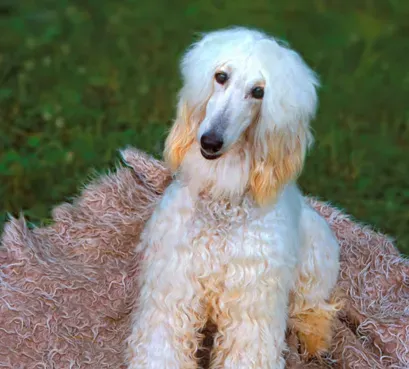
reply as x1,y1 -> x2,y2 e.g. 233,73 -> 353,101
188,196 -> 264,263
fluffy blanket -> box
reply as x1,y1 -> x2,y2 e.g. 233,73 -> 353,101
1,148 -> 408,369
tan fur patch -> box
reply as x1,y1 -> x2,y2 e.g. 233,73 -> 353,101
164,103 -> 197,171
249,127 -> 308,206
291,298 -> 342,358
164,92 -> 212,172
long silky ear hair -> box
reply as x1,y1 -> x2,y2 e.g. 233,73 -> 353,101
164,95 -> 207,172
249,124 -> 313,206
248,37 -> 318,206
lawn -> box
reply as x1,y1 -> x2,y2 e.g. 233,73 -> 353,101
1,0 -> 408,253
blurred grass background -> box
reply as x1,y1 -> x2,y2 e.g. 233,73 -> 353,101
0,0 -> 408,252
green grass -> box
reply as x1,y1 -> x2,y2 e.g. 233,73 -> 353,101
1,0 -> 408,252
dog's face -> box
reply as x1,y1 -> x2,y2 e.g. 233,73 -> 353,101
165,27 -> 319,204
198,65 -> 265,160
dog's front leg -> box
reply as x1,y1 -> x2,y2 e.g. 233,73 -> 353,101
127,278 -> 206,369
210,260 -> 293,369
127,183 -> 206,369
289,202 -> 340,358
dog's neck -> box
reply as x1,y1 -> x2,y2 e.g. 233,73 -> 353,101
178,141 -> 251,205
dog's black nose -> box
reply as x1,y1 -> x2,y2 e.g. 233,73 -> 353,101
200,132 -> 224,153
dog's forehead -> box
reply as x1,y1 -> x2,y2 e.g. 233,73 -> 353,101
222,58 -> 265,85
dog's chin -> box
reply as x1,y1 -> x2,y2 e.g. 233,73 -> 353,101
200,149 -> 223,161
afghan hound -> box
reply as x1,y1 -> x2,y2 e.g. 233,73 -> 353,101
127,26 -> 340,369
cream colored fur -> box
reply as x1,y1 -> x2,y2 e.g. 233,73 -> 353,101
127,27 -> 340,369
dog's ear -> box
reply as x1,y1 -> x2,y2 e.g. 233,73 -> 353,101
249,39 -> 318,206
164,101 -> 199,172
249,127 -> 311,206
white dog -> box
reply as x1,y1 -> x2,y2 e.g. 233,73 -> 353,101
127,27 -> 340,369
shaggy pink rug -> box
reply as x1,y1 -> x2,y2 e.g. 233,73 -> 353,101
1,148 -> 408,369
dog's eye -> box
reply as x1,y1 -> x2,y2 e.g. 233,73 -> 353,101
215,72 -> 228,85
251,86 -> 264,99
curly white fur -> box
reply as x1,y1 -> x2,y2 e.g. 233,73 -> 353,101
127,26 -> 340,369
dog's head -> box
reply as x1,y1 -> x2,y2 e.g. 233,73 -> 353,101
165,27 -> 318,205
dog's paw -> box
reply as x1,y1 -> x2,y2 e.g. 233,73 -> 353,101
297,322 -> 331,357
293,305 -> 338,358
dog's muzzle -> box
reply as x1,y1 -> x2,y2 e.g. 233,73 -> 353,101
200,132 -> 223,160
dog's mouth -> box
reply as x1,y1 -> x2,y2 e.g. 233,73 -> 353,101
200,149 -> 223,161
